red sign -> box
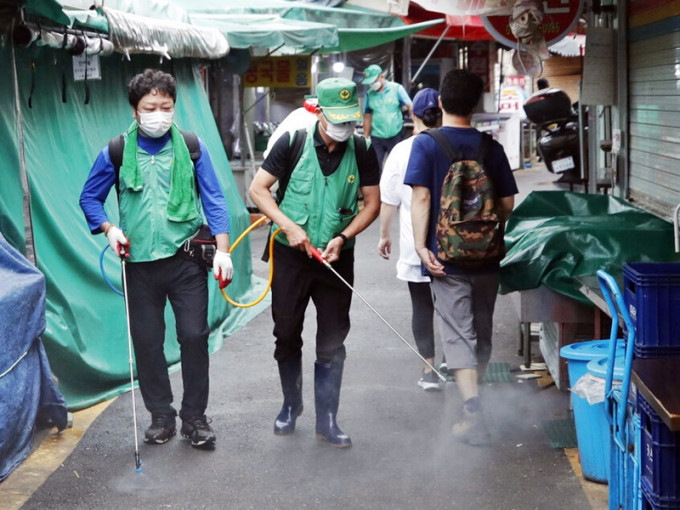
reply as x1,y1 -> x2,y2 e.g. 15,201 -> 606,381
482,0 -> 583,47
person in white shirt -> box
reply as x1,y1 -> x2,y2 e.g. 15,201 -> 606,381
377,88 -> 442,391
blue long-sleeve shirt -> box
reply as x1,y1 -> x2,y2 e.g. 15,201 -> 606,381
79,132 -> 230,236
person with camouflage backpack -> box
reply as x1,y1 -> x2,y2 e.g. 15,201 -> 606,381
404,69 -> 518,446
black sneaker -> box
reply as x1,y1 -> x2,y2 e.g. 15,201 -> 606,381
181,415 -> 216,447
144,413 -> 176,444
417,369 -> 442,391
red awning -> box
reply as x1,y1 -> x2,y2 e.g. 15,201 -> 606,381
400,2 -> 495,41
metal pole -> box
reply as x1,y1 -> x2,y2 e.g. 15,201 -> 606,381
411,24 -> 450,84
309,248 -> 447,382
121,258 -> 142,473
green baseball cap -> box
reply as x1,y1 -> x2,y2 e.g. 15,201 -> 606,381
314,77 -> 362,124
361,64 -> 382,85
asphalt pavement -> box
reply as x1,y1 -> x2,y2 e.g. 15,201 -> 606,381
8,163 -> 606,510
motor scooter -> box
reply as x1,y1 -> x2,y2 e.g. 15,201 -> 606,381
524,88 -> 584,183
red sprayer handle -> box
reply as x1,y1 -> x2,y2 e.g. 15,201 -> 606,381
309,246 -> 331,267
215,273 -> 232,289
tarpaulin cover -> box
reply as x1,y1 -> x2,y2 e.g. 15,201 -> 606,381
0,231 -> 67,482
103,6 -> 230,59
1,44 -> 269,410
174,0 -> 441,53
499,191 -> 680,305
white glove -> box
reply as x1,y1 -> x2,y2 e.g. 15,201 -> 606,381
106,225 -> 129,258
213,250 -> 233,284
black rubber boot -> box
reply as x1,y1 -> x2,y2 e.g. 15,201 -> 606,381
314,361 -> 351,448
274,357 -> 303,435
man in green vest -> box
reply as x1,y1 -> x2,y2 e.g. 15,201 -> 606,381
249,78 -> 380,448
80,69 -> 233,449
361,64 -> 413,172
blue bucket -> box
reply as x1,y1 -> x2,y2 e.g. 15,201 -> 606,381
585,355 -> 626,485
560,340 -> 624,483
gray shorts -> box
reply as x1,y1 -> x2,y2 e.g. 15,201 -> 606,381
430,272 -> 499,370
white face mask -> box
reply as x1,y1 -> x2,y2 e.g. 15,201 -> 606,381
323,120 -> 355,142
138,110 -> 174,138
370,80 -> 382,92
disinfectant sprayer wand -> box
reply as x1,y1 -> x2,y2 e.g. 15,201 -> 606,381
309,246 -> 446,382
120,246 -> 142,473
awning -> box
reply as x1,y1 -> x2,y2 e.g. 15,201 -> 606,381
12,0 -> 443,56
400,2 -> 493,41
175,0 -> 445,53
326,18 -> 446,52
104,7 -> 229,59
9,0 -> 231,59
411,0 -> 512,17
188,14 -> 338,50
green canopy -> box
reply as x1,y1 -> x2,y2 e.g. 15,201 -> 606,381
174,0 -> 445,53
17,0 -> 444,55
188,14 -> 339,50
329,20 -> 445,53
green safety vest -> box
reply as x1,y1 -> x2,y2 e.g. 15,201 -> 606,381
273,126 -> 359,250
366,81 -> 404,139
118,141 -> 202,262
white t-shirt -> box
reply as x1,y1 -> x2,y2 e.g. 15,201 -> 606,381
379,136 -> 430,283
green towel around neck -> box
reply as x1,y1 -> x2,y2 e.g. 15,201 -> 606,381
119,123 -> 199,222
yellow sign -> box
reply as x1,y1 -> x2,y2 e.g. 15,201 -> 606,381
243,56 -> 311,89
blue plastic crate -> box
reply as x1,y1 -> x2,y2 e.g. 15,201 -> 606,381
638,394 -> 680,506
641,483 -> 680,509
623,262 -> 680,355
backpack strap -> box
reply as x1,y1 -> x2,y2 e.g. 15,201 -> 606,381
422,128 -> 460,163
424,128 -> 493,166
109,130 -> 202,196
108,134 -> 125,194
180,130 -> 201,161
476,132 -> 493,165
353,133 -> 367,166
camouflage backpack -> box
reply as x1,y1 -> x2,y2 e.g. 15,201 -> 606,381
424,129 -> 505,266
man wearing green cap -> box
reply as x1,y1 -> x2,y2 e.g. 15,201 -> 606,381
249,77 -> 380,449
361,64 -> 413,171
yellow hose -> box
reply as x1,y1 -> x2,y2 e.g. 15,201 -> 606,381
220,215 -> 281,308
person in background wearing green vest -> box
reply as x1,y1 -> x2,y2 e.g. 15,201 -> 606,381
249,78 -> 380,448
361,64 -> 413,172
79,69 -> 233,449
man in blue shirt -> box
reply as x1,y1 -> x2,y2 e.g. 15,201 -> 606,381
361,64 -> 412,172
405,69 -> 518,446
80,69 -> 232,449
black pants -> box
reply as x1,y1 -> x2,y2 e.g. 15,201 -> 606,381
271,242 -> 354,364
125,253 -> 210,419
407,281 -> 435,359
372,131 -> 404,171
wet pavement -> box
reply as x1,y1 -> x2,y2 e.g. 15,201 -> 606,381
5,163 -> 607,509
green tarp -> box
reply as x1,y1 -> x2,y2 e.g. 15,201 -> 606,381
499,191 -> 680,305
1,44 -> 269,410
173,0 -> 444,52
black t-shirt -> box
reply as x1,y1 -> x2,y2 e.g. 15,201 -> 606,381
261,123 -> 380,186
